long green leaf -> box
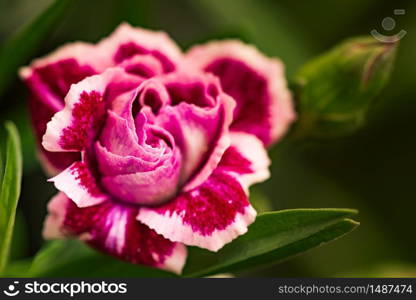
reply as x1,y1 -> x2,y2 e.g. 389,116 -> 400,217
0,0 -> 73,98
183,208 -> 359,277
0,122 -> 22,275
28,240 -> 178,278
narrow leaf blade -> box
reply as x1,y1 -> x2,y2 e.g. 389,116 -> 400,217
183,208 -> 358,277
0,122 -> 22,274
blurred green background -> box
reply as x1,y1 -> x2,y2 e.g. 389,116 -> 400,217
0,0 -> 415,277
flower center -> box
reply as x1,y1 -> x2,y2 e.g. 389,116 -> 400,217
95,106 -> 181,206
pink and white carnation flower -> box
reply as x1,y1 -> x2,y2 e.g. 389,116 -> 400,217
20,23 -> 295,274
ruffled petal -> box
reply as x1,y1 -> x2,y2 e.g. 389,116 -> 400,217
98,110 -> 143,157
118,54 -> 165,78
154,72 -> 235,190
101,162 -> 180,206
97,110 -> 182,206
19,42 -> 105,81
185,40 -> 295,146
49,161 -> 109,208
97,23 -> 182,72
94,142 -> 162,176
43,193 -> 187,274
19,44 -> 99,173
219,132 -> 270,191
99,142 -> 181,206
137,170 -> 256,252
42,68 -> 140,152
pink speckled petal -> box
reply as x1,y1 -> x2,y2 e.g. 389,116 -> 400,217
137,170 -> 256,252
19,42 -> 105,80
42,68 -> 140,152
43,193 -> 187,274
19,44 -> 99,174
185,40 -> 295,146
219,132 -> 270,192
49,161 -> 109,208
